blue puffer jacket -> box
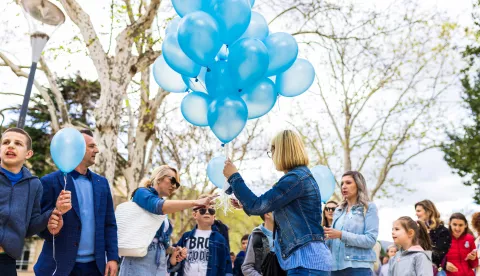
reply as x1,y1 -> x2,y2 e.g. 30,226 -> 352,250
226,165 -> 325,259
0,167 -> 52,259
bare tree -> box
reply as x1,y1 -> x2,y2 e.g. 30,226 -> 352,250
289,1 -> 460,199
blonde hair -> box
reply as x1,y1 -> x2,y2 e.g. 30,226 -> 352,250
415,200 -> 443,230
340,171 -> 370,211
141,165 -> 180,188
271,130 -> 309,172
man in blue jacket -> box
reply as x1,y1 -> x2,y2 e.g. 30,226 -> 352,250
168,197 -> 233,276
34,129 -> 119,276
0,128 -> 69,276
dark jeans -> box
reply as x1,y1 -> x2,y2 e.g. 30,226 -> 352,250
69,261 -> 102,276
287,268 -> 331,276
331,268 -> 372,276
0,253 -> 17,276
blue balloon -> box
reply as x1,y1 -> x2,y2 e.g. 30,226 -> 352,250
237,12 -> 268,41
276,58 -> 315,97
228,38 -> 269,90
249,0 -> 255,7
207,95 -> 248,143
311,165 -> 336,203
240,78 -> 277,119
207,155 -> 227,189
264,32 -> 298,76
50,128 -> 86,173
165,17 -> 181,34
172,0 -> 210,17
181,91 -> 212,126
208,0 -> 251,45
178,11 -> 222,66
163,32 -> 201,77
182,67 -> 207,93
205,60 -> 235,98
153,55 -> 187,93
216,45 -> 228,61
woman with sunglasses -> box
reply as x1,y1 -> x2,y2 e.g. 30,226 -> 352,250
322,201 -> 338,228
119,165 -> 217,276
223,130 -> 332,276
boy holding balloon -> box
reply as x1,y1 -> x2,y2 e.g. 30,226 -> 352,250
0,128 -> 70,276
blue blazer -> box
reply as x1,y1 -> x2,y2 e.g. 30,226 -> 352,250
34,170 -> 118,276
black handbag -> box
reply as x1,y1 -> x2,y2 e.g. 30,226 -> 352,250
261,220 -> 287,276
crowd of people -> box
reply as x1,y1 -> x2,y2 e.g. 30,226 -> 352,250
1,127 -> 480,276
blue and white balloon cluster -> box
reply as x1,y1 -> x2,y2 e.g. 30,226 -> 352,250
153,0 -> 316,144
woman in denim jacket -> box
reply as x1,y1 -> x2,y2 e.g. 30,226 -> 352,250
119,165 -> 217,276
223,130 -> 332,276
325,171 -> 379,276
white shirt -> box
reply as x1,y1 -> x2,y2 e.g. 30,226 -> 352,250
184,229 -> 212,276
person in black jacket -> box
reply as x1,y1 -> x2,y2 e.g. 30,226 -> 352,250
415,199 -> 451,269
233,234 -> 249,276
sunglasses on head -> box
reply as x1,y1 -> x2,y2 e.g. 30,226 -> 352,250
325,207 -> 337,212
194,208 -> 216,215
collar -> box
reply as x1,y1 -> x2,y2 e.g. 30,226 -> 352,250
148,186 -> 159,196
70,169 -> 92,180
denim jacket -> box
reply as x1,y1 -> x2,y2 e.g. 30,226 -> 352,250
327,202 -> 379,266
227,166 -> 325,259
167,225 -> 233,276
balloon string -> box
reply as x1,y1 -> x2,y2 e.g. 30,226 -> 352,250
222,143 -> 230,215
52,174 -> 67,275
188,77 -> 207,92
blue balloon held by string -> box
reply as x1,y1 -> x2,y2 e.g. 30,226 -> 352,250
163,32 -> 201,78
178,11 -> 222,66
207,95 -> 248,144
208,0 -> 251,45
207,155 -> 227,189
50,128 -> 86,174
264,32 -> 299,76
152,55 -> 187,92
182,67 -> 208,93
240,78 -> 277,119
228,38 -> 269,90
181,91 -> 212,127
311,165 -> 336,203
275,58 -> 315,97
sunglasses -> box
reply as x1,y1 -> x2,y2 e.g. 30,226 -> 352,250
325,207 -> 337,212
159,176 -> 180,189
194,208 -> 216,215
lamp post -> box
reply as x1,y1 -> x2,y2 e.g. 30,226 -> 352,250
17,0 -> 65,128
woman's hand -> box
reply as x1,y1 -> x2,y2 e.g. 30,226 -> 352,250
324,227 -> 342,240
230,198 -> 243,209
446,262 -> 458,272
223,159 -> 238,179
193,194 -> 219,208
466,249 -> 477,261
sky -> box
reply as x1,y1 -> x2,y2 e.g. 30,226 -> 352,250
0,0 -> 478,242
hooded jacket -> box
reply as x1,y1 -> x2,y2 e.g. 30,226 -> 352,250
389,245 -> 434,276
0,167 -> 52,259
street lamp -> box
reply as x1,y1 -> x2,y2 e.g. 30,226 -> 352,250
17,0 -> 65,128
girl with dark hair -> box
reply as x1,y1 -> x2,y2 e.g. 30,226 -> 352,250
389,216 -> 433,276
445,213 -> 478,276
322,200 -> 338,228
415,199 -> 451,271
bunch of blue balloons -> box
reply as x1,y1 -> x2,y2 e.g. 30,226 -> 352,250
153,0 -> 316,144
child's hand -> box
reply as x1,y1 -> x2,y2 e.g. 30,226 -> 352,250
446,262 -> 458,272
466,249 -> 477,261
55,190 -> 72,214
47,209 -> 63,235
176,247 -> 188,262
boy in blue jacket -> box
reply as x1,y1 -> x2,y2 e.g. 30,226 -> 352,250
0,128 -> 70,276
168,197 -> 233,276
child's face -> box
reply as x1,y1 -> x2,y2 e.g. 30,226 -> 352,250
241,239 -> 248,251
387,247 -> 398,257
1,132 -> 33,168
193,208 -> 215,226
392,220 -> 410,249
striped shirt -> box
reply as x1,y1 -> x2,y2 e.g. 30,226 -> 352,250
274,240 -> 332,271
